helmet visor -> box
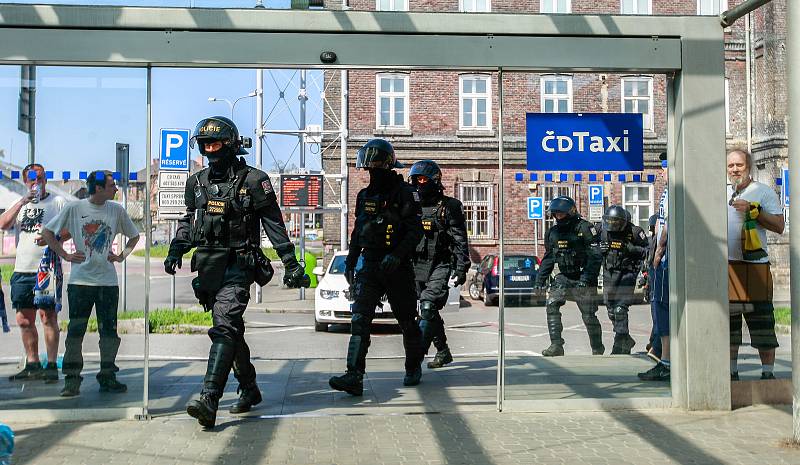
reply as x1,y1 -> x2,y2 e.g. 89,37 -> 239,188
603,216 -> 626,232
357,146 -> 393,169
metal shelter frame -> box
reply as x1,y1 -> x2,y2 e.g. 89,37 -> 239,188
0,4 -> 729,418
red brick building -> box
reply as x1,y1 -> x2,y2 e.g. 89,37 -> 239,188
321,1 -> 788,277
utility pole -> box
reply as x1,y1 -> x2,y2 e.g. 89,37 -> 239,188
255,68 -> 264,304
298,70 -> 308,300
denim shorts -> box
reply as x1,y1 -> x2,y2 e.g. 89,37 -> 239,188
10,272 -> 56,311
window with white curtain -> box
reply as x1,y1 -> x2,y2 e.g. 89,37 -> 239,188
540,0 -> 570,13
376,0 -> 408,11
460,0 -> 490,12
460,74 -> 492,130
621,76 -> 654,131
375,73 -> 409,129
541,75 -> 573,113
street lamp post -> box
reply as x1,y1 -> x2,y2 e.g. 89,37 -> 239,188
208,92 -> 257,119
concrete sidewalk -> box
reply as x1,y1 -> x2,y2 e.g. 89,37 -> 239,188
6,405 -> 798,465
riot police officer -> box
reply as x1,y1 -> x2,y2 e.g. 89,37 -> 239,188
409,160 -> 470,369
599,205 -> 648,354
533,196 -> 603,356
328,139 -> 425,395
165,116 -> 309,429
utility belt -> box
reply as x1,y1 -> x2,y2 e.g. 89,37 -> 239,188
190,245 -> 274,311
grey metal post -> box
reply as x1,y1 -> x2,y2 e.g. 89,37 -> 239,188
787,0 -> 800,442
255,68 -> 264,303
298,70 -> 307,300
340,70 -> 349,250
745,13 -> 753,153
496,68 -> 505,412
27,65 -> 35,165
142,65 -> 152,419
170,220 -> 176,311
121,183 -> 127,312
669,23 -> 729,410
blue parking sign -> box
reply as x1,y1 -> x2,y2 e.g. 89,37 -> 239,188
528,197 -> 544,220
589,184 -> 604,205
160,129 -> 191,171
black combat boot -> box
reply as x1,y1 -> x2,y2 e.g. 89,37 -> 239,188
329,334 -> 369,396
427,347 -> 453,369
187,341 -> 235,428
403,366 -> 422,386
229,382 -> 262,414
329,371 -> 364,396
543,309 -> 565,356
611,333 -> 636,355
229,341 -> 262,414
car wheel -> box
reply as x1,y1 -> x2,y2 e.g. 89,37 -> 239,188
314,320 -> 329,332
469,282 -> 481,300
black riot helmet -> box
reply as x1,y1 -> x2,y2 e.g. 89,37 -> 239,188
356,139 -> 403,170
189,116 -> 250,159
409,160 -> 443,198
603,205 -> 629,232
548,196 -> 578,225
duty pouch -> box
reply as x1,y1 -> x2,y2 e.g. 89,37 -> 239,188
191,246 -> 229,294
253,248 -> 274,287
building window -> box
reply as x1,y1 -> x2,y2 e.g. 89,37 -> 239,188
460,74 -> 492,130
621,0 -> 651,14
540,0 -> 570,13
725,77 -> 731,135
376,0 -> 408,11
697,0 -> 727,15
541,75 -> 573,113
543,184 -> 575,233
460,0 -> 490,12
621,76 -> 654,132
375,73 -> 409,129
459,183 -> 494,239
622,184 -> 653,230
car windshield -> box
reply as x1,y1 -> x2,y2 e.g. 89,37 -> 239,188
328,255 -> 366,274
504,255 -> 535,270
328,256 -> 347,274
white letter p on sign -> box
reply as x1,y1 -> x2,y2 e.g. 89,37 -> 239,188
166,134 -> 183,157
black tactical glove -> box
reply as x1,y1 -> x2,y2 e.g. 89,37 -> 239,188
164,255 -> 182,275
533,284 -> 547,297
283,259 -> 310,288
345,265 -> 356,286
575,279 -> 589,288
450,270 -> 467,287
599,241 -> 610,254
380,254 -> 402,273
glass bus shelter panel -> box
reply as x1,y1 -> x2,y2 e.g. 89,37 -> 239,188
146,67 -> 501,416
500,71 -> 670,403
0,65 -> 147,415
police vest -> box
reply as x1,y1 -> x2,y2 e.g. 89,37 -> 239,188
550,220 -> 590,276
191,166 -> 259,249
355,185 -> 404,251
601,228 -> 639,272
415,199 -> 449,262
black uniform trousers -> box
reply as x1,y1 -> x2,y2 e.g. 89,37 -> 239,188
415,262 -> 451,354
349,255 -> 424,374
546,274 -> 602,347
602,269 -> 637,335
206,265 -> 257,389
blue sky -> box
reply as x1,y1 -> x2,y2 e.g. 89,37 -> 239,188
0,0 -> 326,175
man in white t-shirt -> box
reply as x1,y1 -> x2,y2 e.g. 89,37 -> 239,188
726,148 -> 784,381
43,170 -> 140,397
0,163 -> 68,383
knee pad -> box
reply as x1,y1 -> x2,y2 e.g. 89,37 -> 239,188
419,301 -> 438,321
350,313 -> 371,336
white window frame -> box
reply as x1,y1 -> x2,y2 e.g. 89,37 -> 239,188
620,0 -> 652,15
375,73 -> 409,130
543,184 -> 575,233
725,77 -> 731,135
540,74 -> 573,113
622,183 -> 654,230
697,0 -> 727,16
376,0 -> 408,11
459,74 -> 492,131
621,75 -> 654,132
540,0 -> 571,13
459,0 -> 491,12
459,183 -> 494,239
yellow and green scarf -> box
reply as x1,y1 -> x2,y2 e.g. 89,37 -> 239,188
741,201 -> 768,261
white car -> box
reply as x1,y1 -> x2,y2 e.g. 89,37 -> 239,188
313,251 -> 461,332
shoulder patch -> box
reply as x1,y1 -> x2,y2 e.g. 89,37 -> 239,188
589,226 -> 597,236
262,179 -> 274,195
639,230 -> 646,240
412,191 -> 420,203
